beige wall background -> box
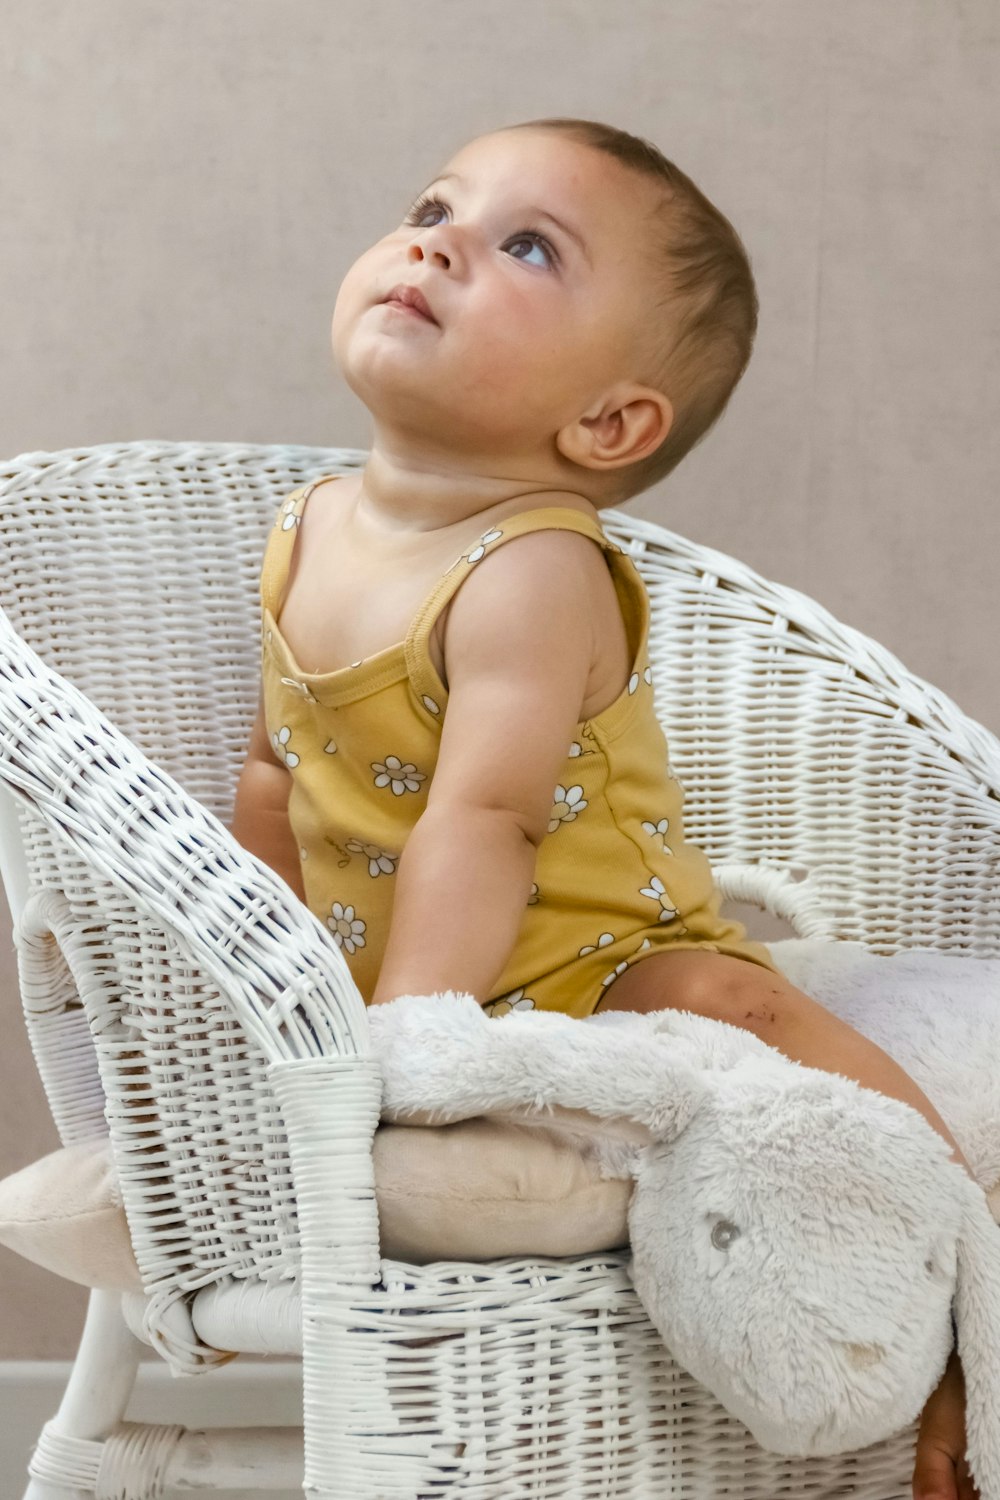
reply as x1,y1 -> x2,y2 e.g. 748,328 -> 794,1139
1,0 -> 996,1356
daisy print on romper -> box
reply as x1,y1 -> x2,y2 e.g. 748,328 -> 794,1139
639,874 -> 680,922
279,495 -> 301,530
466,528 -> 504,564
483,987 -> 536,1018
579,931 -> 616,959
271,725 -> 299,768
607,936 -> 654,988
641,817 -> 673,855
372,755 -> 427,795
327,902 -> 366,954
548,784 -> 588,832
567,738 -> 598,759
345,838 -> 398,877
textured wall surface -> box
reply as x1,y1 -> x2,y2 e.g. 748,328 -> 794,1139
1,0 -> 996,1356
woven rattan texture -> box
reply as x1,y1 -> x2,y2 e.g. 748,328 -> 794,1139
1,440 -> 997,1497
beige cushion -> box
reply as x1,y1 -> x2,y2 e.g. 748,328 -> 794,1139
7,1128 -> 996,1297
0,1122 -> 633,1293
0,1136 -> 142,1291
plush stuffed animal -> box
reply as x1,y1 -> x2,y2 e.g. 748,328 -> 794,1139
367,956 -> 1000,1500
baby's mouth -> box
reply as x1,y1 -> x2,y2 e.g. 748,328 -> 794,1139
383,299 -> 436,324
379,284 -> 439,325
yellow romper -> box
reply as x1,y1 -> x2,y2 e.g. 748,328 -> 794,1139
260,475 -> 775,1018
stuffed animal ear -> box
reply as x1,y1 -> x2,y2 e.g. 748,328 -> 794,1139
953,1176 -> 1000,1500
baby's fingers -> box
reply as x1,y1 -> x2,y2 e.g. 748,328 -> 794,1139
913,1347 -> 976,1500
912,1444 -> 979,1500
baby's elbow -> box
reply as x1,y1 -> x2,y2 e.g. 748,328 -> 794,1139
419,798 -> 541,848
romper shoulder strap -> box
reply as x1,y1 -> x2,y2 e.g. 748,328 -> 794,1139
259,473 -> 342,618
404,505 -> 649,715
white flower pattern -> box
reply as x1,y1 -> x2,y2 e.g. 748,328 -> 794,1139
372,755 -> 427,795
280,675 -> 316,702
271,725 -> 299,768
548,784 -> 587,832
638,874 -> 680,922
327,902 -> 366,954
466,528 -> 504,564
641,817 -> 673,855
483,988 -> 537,1018
601,937 -> 653,992
346,838 -> 398,878
579,932 -> 616,958
265,498 -> 743,1016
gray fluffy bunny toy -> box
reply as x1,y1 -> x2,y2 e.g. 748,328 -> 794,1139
368,989 -> 1000,1500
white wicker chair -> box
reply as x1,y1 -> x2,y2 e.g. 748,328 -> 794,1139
1,439 -> 999,1500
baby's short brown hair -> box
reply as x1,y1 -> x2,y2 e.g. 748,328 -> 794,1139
502,117 -> 759,503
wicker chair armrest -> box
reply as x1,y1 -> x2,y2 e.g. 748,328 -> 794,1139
0,602 -> 369,1064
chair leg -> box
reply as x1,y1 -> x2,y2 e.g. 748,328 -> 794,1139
23,1288 -> 144,1500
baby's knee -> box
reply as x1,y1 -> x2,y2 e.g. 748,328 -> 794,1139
603,948 -> 795,1036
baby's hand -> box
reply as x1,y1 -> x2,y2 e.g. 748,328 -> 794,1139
912,1346 -> 980,1500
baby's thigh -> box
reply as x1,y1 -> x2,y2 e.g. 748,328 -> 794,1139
597,947 -> 794,1028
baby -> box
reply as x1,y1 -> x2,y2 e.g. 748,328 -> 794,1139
232,117 -> 975,1495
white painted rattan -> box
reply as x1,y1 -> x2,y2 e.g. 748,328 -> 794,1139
1,439 -> 998,1499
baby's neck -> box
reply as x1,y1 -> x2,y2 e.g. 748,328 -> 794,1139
353,447 -> 600,540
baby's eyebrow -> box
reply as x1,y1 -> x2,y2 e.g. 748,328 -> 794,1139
418,172 -> 592,267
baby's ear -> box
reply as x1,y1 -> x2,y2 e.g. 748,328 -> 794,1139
954,1177 -> 1000,1499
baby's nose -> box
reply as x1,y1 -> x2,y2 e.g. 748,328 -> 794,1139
409,244 -> 450,269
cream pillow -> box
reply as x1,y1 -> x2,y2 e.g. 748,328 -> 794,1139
0,1136 -> 142,1291
5,1126 -> 996,1296
0,1121 -> 632,1293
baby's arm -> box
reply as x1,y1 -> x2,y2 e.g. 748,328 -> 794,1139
230,692 -> 307,902
369,529 -> 601,1007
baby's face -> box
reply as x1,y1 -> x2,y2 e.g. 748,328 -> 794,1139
332,130 -> 664,462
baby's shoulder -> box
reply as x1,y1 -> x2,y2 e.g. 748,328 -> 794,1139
438,521 -> 623,682
454,521 -> 614,608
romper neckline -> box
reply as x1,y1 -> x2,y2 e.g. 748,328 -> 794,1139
261,473 -> 427,690
261,476 -> 648,734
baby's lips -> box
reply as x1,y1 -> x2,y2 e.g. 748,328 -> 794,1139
379,283 -> 439,324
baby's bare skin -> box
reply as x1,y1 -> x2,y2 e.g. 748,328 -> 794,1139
329,127 -> 674,534
275,470 -> 631,721
233,124 -> 976,1495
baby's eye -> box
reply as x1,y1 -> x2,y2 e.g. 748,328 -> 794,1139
403,194 -> 557,269
405,195 -> 448,229
505,233 -> 555,269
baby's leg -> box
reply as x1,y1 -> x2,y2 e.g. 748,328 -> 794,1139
598,948 -> 972,1175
